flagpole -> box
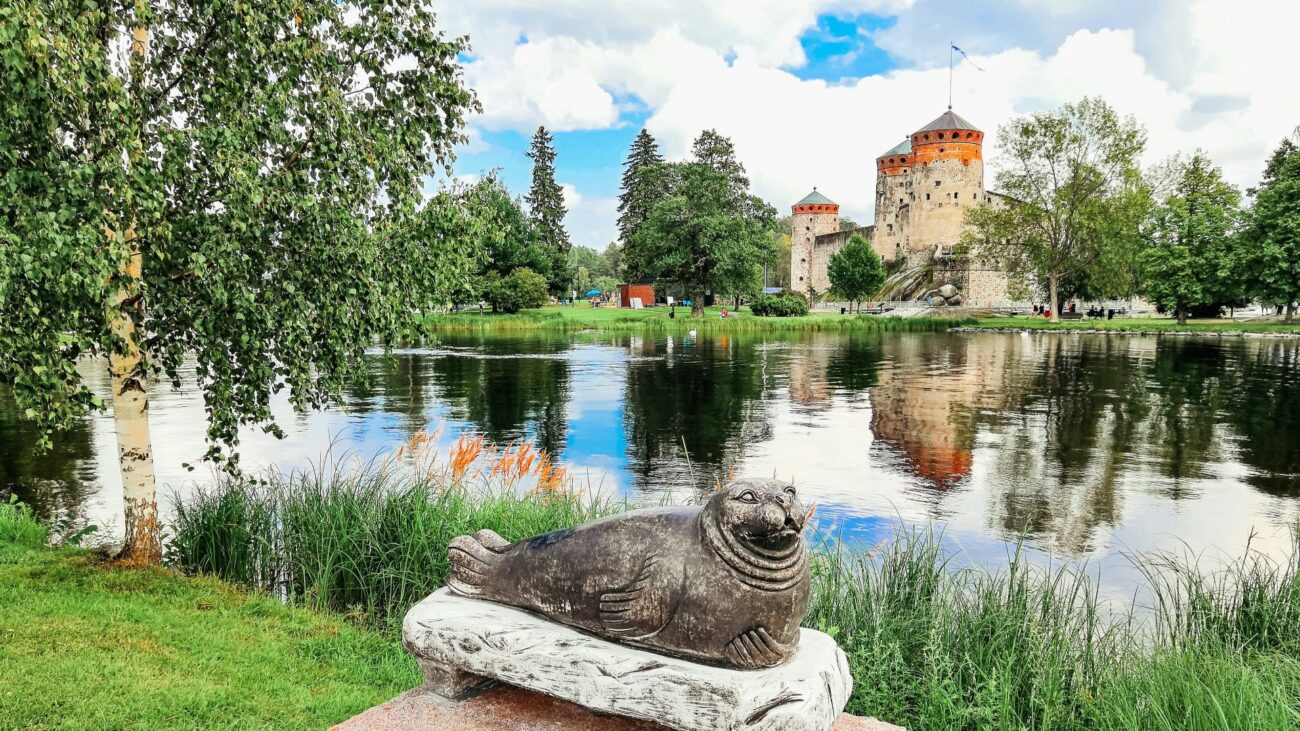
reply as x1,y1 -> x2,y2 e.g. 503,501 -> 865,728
948,42 -> 953,110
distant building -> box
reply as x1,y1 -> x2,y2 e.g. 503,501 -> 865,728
791,108 -> 1011,305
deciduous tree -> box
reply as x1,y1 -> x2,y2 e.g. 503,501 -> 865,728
1242,132 -> 1300,322
630,163 -> 775,317
1137,153 -> 1242,324
963,97 -> 1147,321
0,1 -> 477,563
828,235 -> 887,312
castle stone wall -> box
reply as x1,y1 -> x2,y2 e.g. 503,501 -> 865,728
810,226 -> 874,296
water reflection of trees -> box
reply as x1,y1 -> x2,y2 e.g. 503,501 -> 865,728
622,335 -> 776,496
914,335 -> 1300,553
420,335 -> 572,455
1224,340 -> 1300,496
0,387 -> 97,523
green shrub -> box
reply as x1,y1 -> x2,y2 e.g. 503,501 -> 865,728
484,267 -> 549,313
0,497 -> 47,548
750,294 -> 809,317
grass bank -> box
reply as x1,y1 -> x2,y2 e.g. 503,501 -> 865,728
0,502 -> 418,730
966,316 -> 1300,336
163,460 -> 1300,731
424,305 -> 972,334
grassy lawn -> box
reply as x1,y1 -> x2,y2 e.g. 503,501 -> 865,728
968,315 -> 1300,334
424,304 -> 970,333
0,532 -> 418,730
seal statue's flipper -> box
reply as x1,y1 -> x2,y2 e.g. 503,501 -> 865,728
599,554 -> 678,640
447,529 -> 510,596
724,627 -> 793,669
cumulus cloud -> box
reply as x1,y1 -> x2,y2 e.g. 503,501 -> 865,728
437,0 -> 1300,243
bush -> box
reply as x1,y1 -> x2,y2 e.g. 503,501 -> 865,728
750,294 -> 809,317
484,267 -> 549,313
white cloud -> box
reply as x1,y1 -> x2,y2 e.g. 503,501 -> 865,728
565,192 -> 619,250
436,0 -> 1300,243
433,0 -> 914,131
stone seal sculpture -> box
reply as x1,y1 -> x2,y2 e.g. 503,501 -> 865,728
446,478 -> 810,670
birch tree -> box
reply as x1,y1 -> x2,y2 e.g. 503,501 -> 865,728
0,1 -> 477,563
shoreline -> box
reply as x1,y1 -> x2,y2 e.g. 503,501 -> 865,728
955,325 -> 1300,339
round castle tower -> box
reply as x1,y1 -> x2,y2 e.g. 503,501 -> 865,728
790,189 -> 839,298
872,138 -> 913,262
872,109 -> 984,264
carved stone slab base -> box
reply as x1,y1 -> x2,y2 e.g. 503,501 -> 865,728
402,588 -> 854,731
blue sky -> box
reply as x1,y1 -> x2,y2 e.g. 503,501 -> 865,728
432,0 -> 1300,250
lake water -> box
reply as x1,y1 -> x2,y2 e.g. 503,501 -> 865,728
4,331 -> 1299,599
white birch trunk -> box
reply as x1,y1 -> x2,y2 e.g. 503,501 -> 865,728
112,24 -> 160,564
110,227 -> 159,564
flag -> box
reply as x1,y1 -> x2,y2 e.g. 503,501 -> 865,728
951,44 -> 985,72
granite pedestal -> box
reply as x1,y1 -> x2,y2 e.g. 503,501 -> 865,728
398,588 -> 857,731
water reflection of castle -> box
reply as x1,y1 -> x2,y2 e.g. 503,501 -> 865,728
865,334 -> 1013,488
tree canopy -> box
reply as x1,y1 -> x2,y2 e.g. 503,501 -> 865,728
630,161 -> 775,316
1242,133 -> 1300,321
963,97 -> 1148,320
0,0 -> 477,561
1136,153 -> 1243,324
828,235 -> 887,311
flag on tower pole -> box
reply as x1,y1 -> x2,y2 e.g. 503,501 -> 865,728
951,44 -> 985,71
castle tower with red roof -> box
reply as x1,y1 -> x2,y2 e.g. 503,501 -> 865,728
873,108 -> 985,264
790,189 -> 839,298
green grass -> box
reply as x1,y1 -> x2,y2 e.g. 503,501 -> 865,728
0,495 -> 47,548
423,304 -> 972,334
969,316 -> 1300,335
12,471 -> 1300,730
0,506 -> 418,731
167,468 -> 1300,730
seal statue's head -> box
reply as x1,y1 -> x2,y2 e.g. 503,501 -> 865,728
701,478 -> 808,591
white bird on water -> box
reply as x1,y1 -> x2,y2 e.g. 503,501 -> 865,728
688,329 -> 697,338
1020,330 -> 1030,338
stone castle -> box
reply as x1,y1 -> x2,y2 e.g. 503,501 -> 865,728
789,108 -> 1009,305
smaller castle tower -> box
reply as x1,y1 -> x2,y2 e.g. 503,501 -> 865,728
873,139 -> 914,263
790,189 -> 839,299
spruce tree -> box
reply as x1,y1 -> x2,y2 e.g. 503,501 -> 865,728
691,129 -> 750,207
525,126 -> 572,294
617,129 -> 666,252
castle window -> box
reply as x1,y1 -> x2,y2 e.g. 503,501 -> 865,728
935,180 -> 941,187
966,133 -> 973,139
973,193 -> 977,200
926,193 -> 931,200
899,198 -> 903,205
801,258 -> 806,264
939,148 -> 945,153
901,157 -> 907,163
938,133 -> 945,139
923,134 -> 930,141
887,224 -> 893,234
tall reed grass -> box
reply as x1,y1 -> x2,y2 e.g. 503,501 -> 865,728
169,434 -> 624,624
0,496 -> 47,548
169,453 -> 1300,730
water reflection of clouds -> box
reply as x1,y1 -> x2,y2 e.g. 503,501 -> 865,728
11,333 -> 1300,600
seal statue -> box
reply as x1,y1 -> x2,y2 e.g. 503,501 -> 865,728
446,478 -> 810,669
